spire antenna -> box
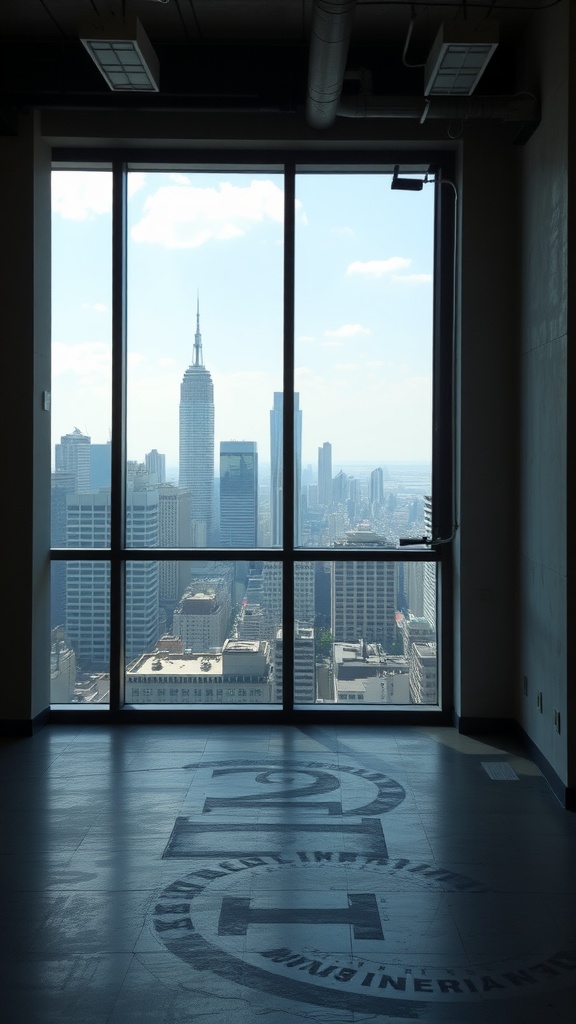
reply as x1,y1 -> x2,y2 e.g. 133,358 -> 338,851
194,291 -> 203,366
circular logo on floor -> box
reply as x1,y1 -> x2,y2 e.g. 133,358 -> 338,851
178,757 -> 407,817
152,854 -> 576,1015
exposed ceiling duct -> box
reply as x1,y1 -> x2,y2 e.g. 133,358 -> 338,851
306,0 -> 357,130
337,91 -> 540,142
304,1 -> 538,142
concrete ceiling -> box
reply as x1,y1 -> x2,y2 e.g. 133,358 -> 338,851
0,1 -> 550,123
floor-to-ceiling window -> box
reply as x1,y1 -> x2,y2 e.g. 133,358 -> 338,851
50,155 -> 454,715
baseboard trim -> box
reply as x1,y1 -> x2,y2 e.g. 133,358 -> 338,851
514,725 -> 576,811
453,713 -> 517,735
47,707 -> 454,727
0,706 -> 50,736
453,712 -> 576,811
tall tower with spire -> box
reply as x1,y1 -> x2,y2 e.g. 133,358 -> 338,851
179,296 -> 214,546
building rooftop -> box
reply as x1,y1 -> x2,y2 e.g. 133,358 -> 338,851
128,653 -> 224,678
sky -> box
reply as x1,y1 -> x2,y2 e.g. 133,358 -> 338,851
51,168 -> 435,475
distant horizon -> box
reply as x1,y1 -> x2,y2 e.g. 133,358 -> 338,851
161,459 -> 432,487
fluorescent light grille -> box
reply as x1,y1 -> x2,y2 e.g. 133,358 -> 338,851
425,22 -> 498,97
80,17 -> 159,92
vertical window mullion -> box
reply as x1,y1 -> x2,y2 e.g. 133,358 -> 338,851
109,158 -> 128,711
282,162 -> 296,712
433,170 -> 457,715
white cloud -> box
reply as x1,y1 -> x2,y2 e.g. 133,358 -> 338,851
346,256 -> 412,277
320,340 -> 344,349
169,173 -> 192,186
296,335 -> 316,344
324,323 -> 371,339
131,179 -> 304,248
52,171 -> 112,221
331,226 -> 355,237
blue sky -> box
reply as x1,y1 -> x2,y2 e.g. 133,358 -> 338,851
51,169 -> 435,474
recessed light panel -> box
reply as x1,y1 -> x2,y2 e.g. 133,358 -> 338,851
424,21 -> 499,97
80,16 -> 160,92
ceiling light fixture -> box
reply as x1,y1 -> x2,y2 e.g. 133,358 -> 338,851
79,16 -> 160,92
424,20 -> 499,97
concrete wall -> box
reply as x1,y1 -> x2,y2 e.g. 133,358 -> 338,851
455,126 -> 520,723
0,111 -> 52,724
517,1 -> 572,785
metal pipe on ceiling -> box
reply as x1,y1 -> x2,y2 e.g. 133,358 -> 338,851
337,93 -> 539,123
305,0 -> 358,130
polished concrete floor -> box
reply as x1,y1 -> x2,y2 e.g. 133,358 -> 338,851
1,723 -> 576,1023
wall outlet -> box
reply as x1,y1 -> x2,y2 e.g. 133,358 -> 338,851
554,709 -> 561,734
536,691 -> 543,713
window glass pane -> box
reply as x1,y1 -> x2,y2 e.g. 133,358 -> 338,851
51,170 -> 113,547
126,170 -> 284,550
50,163 -> 443,715
125,559 -> 281,706
50,158 -> 113,718
50,561 -> 110,706
295,560 -> 437,706
295,173 -> 435,550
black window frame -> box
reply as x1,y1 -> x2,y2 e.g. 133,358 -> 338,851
50,147 -> 456,724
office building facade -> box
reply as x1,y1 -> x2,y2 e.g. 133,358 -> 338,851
219,441 -> 258,548
55,428 -> 91,493
331,560 -> 397,650
63,490 -> 161,672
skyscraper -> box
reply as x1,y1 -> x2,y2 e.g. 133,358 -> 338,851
369,466 -> 384,506
262,560 -> 315,642
157,484 -> 192,611
331,559 -> 397,650
220,441 -> 258,548
172,590 -> 229,651
63,489 -> 160,671
179,299 -> 214,546
270,391 -> 302,546
318,441 -> 332,507
145,449 -> 166,484
55,428 -> 91,492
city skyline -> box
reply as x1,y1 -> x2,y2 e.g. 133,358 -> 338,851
50,168 -> 437,706
51,169 -> 435,467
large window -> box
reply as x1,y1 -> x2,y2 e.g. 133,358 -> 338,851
50,157 -> 453,714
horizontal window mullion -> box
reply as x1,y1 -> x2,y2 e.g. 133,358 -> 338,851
50,547 -> 439,563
